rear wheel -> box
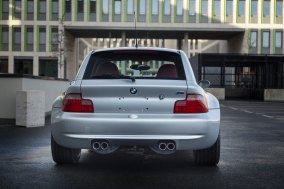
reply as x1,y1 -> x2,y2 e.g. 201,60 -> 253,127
193,134 -> 220,166
51,135 -> 81,164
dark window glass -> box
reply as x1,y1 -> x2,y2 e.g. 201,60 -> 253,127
251,0 -> 257,16
250,31 -> 257,48
14,0 -> 22,19
39,0 -> 46,20
84,50 -> 186,80
139,0 -> 146,15
275,31 -> 282,48
201,0 -> 208,16
26,27 -> 33,51
51,27 -> 58,51
238,0 -> 245,16
39,59 -> 58,77
78,0 -> 84,13
13,27 -> 21,51
65,0 -> 72,20
52,0 -> 59,20
263,0 -> 270,17
262,31 -> 270,48
90,0 -> 96,21
39,27 -> 46,52
189,0 -> 195,15
14,58 -> 33,75
1,26 -> 9,51
214,0 -> 220,17
276,0 -> 283,17
226,0 -> 232,16
2,0 -> 9,20
0,58 -> 8,73
114,0 -> 121,15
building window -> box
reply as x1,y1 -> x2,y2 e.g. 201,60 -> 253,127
189,0 -> 195,16
2,0 -> 9,20
27,0 -> 34,20
52,0 -> 59,21
51,27 -> 58,51
250,31 -> 257,48
90,0 -> 96,21
201,0 -> 208,16
1,26 -> 9,51
176,0 -> 183,15
77,0 -> 84,20
164,0 -> 171,15
14,0 -> 22,20
102,0 -> 109,14
226,0 -> 232,16
127,0 -> 134,14
275,31 -> 282,48
262,31 -> 270,48
14,58 -> 33,75
26,27 -> 33,51
263,0 -> 270,17
13,27 -> 21,51
65,0 -> 71,21
39,0 -> 46,20
238,0 -> 245,16
139,0 -> 146,15
114,0 -> 121,15
39,27 -> 46,52
251,0 -> 257,17
276,0 -> 283,17
0,58 -> 8,73
39,59 -> 58,77
152,0 -> 159,15
213,0 -> 220,17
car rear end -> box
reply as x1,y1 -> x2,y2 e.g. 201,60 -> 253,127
51,47 -> 220,165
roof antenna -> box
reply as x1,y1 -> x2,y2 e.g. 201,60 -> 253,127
134,11 -> 138,48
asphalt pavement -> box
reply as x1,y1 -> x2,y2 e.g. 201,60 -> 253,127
0,100 -> 284,189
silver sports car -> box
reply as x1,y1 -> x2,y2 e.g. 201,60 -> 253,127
51,47 -> 220,166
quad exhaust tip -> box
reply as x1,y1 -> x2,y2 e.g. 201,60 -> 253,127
158,141 -> 176,151
92,141 -> 109,151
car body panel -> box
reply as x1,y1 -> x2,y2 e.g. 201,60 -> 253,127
51,47 -> 220,153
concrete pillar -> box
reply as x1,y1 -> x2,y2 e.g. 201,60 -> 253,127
257,0 -> 261,24
245,0 -> 249,24
16,91 -> 45,127
84,0 -> 88,21
220,0 -> 225,23
109,0 -> 113,22
257,29 -> 261,54
46,0 -> 50,20
64,31 -> 76,80
171,0 -> 175,23
33,56 -> 39,76
97,0 -> 101,21
227,31 -> 248,53
159,0 -> 163,23
21,25 -> 25,52
183,33 -> 189,56
146,0 -> 150,23
34,0 -> 38,20
8,55 -> 13,74
121,32 -> 126,47
208,0 -> 212,23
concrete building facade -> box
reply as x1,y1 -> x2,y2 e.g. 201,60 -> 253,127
0,0 -> 284,80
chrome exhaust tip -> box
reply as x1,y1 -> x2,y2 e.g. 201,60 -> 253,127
158,143 -> 167,151
101,142 -> 109,150
92,142 -> 101,150
166,142 -> 176,151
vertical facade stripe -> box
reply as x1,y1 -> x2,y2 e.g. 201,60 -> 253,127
0,26 -> 2,50
24,26 -> 27,51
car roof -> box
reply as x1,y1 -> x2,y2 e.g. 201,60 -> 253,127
92,47 -> 181,54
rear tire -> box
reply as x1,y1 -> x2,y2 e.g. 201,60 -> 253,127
193,134 -> 220,166
51,135 -> 81,164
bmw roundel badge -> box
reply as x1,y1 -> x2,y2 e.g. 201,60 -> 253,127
130,87 -> 137,94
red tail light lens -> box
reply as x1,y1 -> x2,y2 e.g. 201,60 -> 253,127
62,93 -> 94,112
174,94 -> 208,113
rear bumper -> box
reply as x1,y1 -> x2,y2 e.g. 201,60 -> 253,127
51,108 -> 220,150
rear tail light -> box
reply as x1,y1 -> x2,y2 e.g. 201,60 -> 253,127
62,93 -> 94,112
174,94 -> 208,113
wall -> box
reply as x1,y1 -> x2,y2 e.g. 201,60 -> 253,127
0,77 -> 69,119
205,88 -> 225,100
264,89 -> 284,102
